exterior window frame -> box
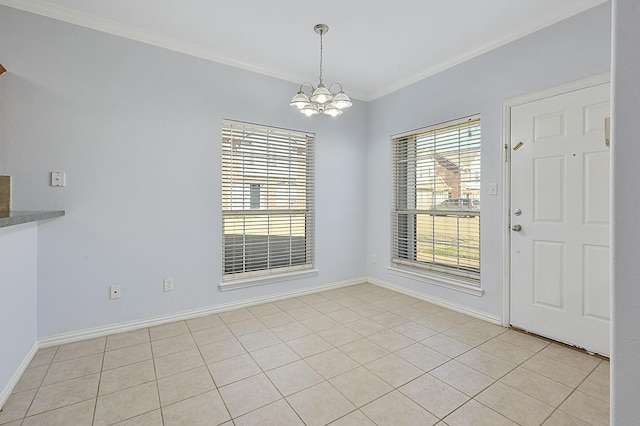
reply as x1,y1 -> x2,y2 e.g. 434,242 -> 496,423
220,120 -> 317,291
390,116 -> 483,295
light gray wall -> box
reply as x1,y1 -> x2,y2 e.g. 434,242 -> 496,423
0,223 -> 38,392
0,6 -> 367,337
611,0 -> 640,422
365,3 -> 612,317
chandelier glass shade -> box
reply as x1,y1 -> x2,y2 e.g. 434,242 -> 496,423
290,24 -> 352,117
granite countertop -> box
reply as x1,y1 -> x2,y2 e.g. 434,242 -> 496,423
0,210 -> 65,228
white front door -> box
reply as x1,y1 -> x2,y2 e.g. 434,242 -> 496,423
509,81 -> 611,356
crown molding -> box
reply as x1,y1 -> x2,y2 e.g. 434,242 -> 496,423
363,0 -> 609,101
0,0 -> 607,102
0,0 -> 309,90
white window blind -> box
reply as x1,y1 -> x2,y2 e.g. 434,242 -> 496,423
392,116 -> 481,281
222,121 -> 315,282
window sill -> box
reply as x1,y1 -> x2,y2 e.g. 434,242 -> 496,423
387,266 -> 483,297
219,269 -> 319,292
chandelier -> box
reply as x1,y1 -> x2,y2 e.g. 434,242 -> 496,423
290,24 -> 352,117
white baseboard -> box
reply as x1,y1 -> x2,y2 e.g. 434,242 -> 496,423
366,276 -> 501,325
38,275 -> 500,348
39,277 -> 368,348
4,275 -> 498,410
0,341 -> 38,410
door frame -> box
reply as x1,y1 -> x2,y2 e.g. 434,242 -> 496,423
500,72 -> 611,328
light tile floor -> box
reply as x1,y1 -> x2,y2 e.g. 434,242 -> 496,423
0,283 -> 610,425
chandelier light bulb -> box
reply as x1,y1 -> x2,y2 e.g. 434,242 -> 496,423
310,84 -> 333,105
331,91 -> 352,109
301,103 -> 319,116
290,90 -> 310,109
323,103 -> 343,117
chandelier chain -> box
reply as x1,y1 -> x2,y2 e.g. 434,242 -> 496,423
319,29 -> 324,85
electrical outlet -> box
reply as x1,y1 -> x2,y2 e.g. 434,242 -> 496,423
51,171 -> 66,187
163,278 -> 174,292
110,285 -> 121,299
372,254 -> 377,264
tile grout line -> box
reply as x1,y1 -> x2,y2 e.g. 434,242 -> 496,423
22,345 -> 60,423
538,358 -> 605,426
148,326 -> 165,426
5,284 -> 608,425
196,327 -> 234,426
231,292 -> 364,424
91,340 -> 106,425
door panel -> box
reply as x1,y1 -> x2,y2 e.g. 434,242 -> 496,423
534,111 -> 565,141
583,244 -> 610,321
533,156 -> 565,222
532,241 -> 565,309
584,151 -> 610,224
510,82 -> 610,356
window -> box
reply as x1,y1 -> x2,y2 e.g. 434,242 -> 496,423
391,116 -> 481,285
249,183 -> 261,209
222,121 -> 315,287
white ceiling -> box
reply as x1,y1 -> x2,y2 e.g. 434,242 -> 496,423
1,0 -> 608,101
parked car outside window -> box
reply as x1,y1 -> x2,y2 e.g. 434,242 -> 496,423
433,198 -> 480,215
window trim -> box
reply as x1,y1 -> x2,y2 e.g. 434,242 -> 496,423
219,268 -> 318,291
220,120 -> 315,289
387,266 -> 484,297
391,115 -> 482,290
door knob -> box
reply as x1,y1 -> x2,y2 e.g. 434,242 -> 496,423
512,224 -> 522,232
